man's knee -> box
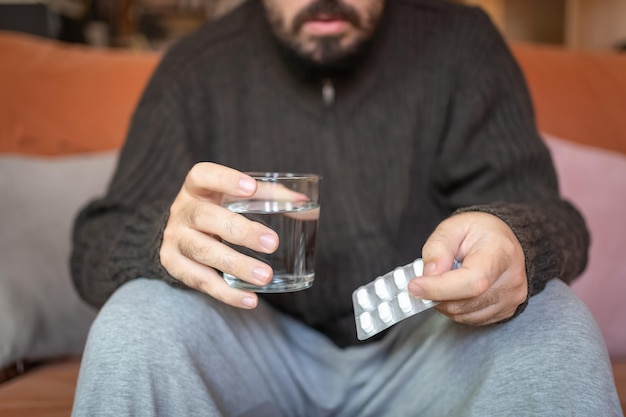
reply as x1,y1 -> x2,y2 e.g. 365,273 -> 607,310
434,280 -> 618,415
507,279 -> 606,355
83,278 -> 201,363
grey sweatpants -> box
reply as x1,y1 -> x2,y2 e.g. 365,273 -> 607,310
72,278 -> 622,417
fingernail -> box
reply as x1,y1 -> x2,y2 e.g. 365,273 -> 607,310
259,234 -> 278,251
252,266 -> 271,284
424,262 -> 437,275
241,296 -> 257,309
239,177 -> 256,194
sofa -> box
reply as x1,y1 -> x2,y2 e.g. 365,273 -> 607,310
0,30 -> 625,415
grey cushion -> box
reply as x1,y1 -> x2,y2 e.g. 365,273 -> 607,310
0,152 -> 117,368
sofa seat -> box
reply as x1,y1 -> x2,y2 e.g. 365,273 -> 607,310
0,358 -> 81,417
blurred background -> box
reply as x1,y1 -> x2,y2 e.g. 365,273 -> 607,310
0,0 -> 243,50
0,0 -> 625,52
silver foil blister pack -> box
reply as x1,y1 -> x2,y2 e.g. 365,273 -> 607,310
352,259 -> 461,340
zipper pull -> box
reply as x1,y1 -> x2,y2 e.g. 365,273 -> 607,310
322,79 -> 335,106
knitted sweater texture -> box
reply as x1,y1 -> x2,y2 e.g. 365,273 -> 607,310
71,0 -> 589,347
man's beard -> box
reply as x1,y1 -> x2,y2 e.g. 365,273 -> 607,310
265,0 -> 382,73
279,35 -> 372,75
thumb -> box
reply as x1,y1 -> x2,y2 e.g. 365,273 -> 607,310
421,218 -> 464,276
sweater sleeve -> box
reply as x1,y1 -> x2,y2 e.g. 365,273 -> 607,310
433,9 -> 590,316
70,57 -> 195,308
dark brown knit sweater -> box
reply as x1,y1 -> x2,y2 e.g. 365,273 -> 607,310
71,0 -> 589,347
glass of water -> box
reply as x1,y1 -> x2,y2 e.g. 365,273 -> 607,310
222,172 -> 321,292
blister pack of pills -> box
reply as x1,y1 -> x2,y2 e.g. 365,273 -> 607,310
352,258 -> 461,340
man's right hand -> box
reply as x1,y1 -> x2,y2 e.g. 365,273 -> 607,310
159,162 -> 279,309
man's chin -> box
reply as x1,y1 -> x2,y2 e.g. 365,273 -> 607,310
297,38 -> 368,73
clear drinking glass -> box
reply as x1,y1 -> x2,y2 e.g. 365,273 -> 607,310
222,172 -> 321,292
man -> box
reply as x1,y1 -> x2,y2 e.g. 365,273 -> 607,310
71,0 -> 622,416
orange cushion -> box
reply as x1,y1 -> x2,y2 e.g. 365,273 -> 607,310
512,42 -> 626,155
0,31 -> 159,156
2,33 -> 624,156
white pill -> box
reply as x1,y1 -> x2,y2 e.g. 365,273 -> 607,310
397,291 -> 413,313
374,277 -> 390,300
393,268 -> 407,290
412,260 -> 430,302
378,301 -> 393,323
412,259 -> 424,276
360,312 -> 375,333
356,287 -> 372,310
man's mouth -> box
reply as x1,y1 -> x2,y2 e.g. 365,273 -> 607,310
302,14 -> 350,36
292,1 -> 361,36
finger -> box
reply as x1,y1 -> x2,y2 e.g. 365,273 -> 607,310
285,206 -> 320,221
162,250 -> 259,309
251,182 -> 319,221
421,221 -> 465,276
408,264 -> 496,302
254,181 -> 310,202
177,230 -> 273,286
436,282 -> 503,316
435,277 -> 524,325
180,203 -> 279,254
436,299 -> 509,326
185,163 -> 257,200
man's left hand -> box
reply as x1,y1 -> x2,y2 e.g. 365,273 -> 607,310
408,211 -> 528,326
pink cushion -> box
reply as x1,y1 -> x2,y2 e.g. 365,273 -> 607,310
544,134 -> 626,358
